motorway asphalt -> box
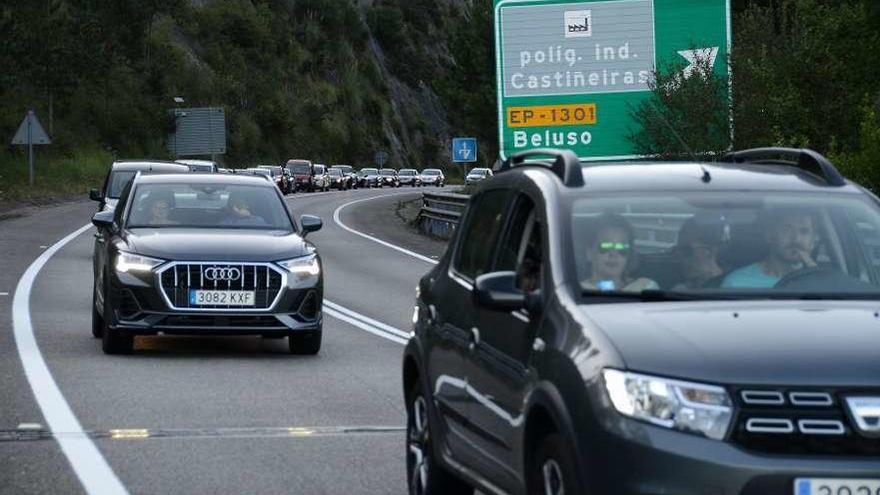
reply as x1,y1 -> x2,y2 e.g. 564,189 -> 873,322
0,187 -> 451,494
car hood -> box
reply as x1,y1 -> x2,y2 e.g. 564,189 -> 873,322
581,300 -> 880,386
124,229 -> 309,262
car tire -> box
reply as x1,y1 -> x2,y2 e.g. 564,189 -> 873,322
406,380 -> 473,495
91,285 -> 104,339
527,432 -> 581,495
101,291 -> 134,355
289,330 -> 322,355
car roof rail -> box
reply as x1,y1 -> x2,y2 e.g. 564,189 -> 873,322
720,147 -> 846,187
500,148 -> 584,187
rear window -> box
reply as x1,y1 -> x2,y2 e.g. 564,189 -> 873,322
107,171 -> 137,198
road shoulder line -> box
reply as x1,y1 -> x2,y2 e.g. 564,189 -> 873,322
12,223 -> 128,495
332,193 -> 440,266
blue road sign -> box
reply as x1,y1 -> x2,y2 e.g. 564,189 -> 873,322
452,138 -> 477,163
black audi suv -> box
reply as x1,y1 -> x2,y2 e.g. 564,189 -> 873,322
91,173 -> 324,355
403,148 -> 880,495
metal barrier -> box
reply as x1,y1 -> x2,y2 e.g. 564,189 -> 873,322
417,191 -> 469,239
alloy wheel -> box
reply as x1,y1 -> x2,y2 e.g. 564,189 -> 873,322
407,395 -> 430,495
541,459 -> 565,495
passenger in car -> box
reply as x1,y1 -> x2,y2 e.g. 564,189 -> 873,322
673,214 -> 727,289
721,209 -> 817,288
581,213 -> 658,292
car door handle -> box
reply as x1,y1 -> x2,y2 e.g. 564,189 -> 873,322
468,327 -> 480,352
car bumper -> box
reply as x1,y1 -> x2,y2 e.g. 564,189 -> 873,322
584,401 -> 880,494
105,269 -> 322,336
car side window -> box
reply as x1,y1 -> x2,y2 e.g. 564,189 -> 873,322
495,196 -> 542,293
455,190 -> 511,280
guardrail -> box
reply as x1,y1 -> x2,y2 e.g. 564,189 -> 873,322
417,191 -> 469,239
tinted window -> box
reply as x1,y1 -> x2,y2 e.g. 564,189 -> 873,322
571,192 -> 880,297
328,169 -> 342,176
290,164 -> 311,174
107,171 -> 137,198
455,190 -> 511,279
496,196 -> 542,292
127,183 -> 292,230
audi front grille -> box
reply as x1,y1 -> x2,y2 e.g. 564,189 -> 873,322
157,262 -> 286,311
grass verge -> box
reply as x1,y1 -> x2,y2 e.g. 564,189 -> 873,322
0,149 -> 112,204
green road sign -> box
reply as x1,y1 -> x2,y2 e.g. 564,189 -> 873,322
494,0 -> 731,160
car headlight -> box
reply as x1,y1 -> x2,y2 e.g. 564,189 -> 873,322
602,369 -> 732,440
116,251 -> 165,273
277,254 -> 321,281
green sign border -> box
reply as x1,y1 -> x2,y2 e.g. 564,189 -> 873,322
494,0 -> 732,161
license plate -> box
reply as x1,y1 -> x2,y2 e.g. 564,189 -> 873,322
189,290 -> 255,306
795,479 -> 880,495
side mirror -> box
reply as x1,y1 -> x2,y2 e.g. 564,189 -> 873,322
474,271 -> 526,312
92,210 -> 115,230
300,215 -> 322,236
89,188 -> 102,202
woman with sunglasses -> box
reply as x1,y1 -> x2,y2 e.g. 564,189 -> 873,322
581,213 -> 658,292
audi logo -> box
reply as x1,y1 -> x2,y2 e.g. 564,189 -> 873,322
204,267 -> 242,282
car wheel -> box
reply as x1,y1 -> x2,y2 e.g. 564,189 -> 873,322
91,284 -> 104,339
289,329 -> 322,355
406,381 -> 472,495
527,433 -> 581,495
101,292 -> 134,355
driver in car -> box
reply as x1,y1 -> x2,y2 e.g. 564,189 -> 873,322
223,196 -> 265,227
721,209 -> 817,288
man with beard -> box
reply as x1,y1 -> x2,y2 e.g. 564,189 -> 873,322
721,209 -> 817,288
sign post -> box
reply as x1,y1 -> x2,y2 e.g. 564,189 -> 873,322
494,0 -> 731,161
375,150 -> 389,168
452,137 -> 478,178
11,110 -> 52,187
167,107 -> 226,157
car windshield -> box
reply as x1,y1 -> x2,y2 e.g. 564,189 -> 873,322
328,169 -> 342,176
361,168 -> 378,175
188,164 -> 214,172
422,170 -> 439,176
399,170 -> 415,175
107,171 -> 137,198
379,170 -> 395,176
126,183 -> 293,231
572,192 -> 880,300
469,169 -> 487,176
333,166 -> 351,173
290,164 -> 310,174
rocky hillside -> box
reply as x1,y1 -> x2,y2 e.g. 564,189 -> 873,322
0,0 -> 496,171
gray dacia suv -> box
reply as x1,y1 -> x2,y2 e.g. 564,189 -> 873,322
403,148 -> 880,495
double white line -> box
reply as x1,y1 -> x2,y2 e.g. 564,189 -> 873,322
323,300 -> 410,345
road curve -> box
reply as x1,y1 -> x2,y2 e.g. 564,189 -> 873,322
0,187 -> 450,494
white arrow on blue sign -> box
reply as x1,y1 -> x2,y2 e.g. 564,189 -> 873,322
452,138 -> 477,163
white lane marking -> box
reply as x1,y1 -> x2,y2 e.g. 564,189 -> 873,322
324,300 -> 411,339
324,306 -> 408,345
12,223 -> 129,495
332,193 -> 440,265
